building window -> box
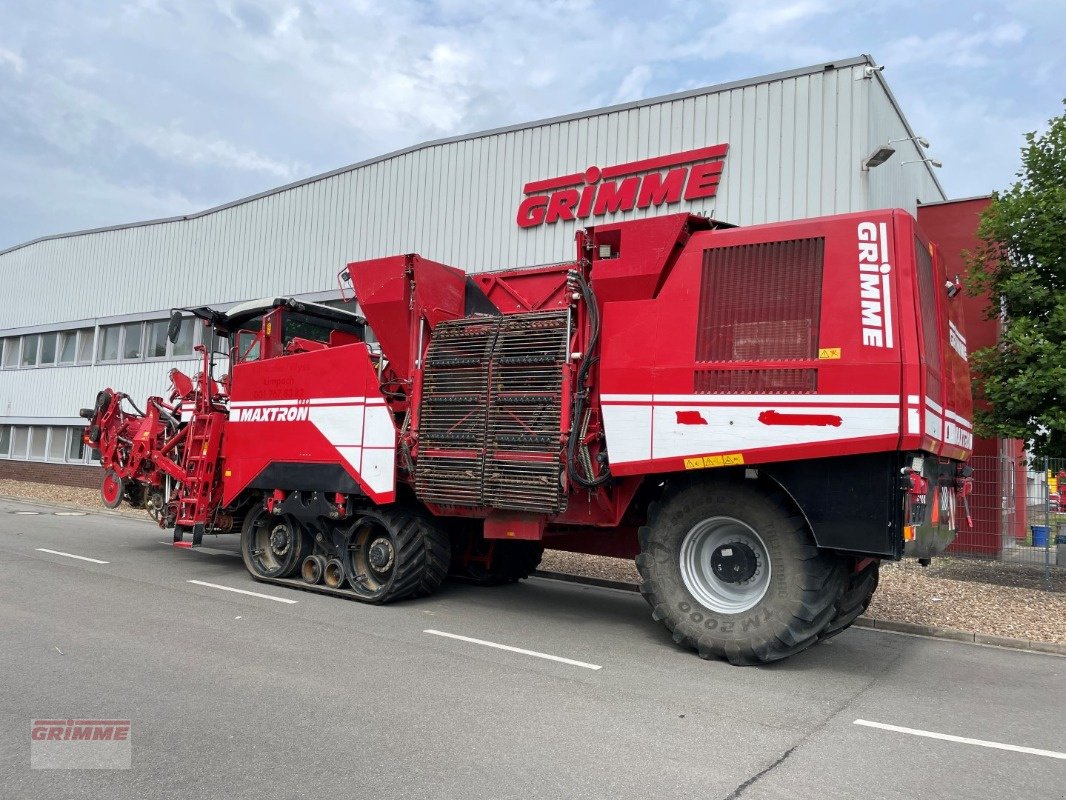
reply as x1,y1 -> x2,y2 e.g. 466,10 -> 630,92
11,427 -> 28,459
67,427 -> 85,462
122,321 -> 143,360
58,330 -> 78,364
2,338 -> 18,368
78,329 -> 95,363
28,426 -> 47,460
146,319 -> 169,358
47,427 -> 66,461
0,425 -> 9,456
39,332 -> 58,366
21,334 -> 38,366
98,325 -> 121,361
172,316 -> 197,357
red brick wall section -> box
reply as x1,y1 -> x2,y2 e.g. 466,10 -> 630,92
0,460 -> 101,490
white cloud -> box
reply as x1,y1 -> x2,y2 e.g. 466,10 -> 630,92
613,65 -> 652,105
0,45 -> 25,73
881,22 -> 1026,69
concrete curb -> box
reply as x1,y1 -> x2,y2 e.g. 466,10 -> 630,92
534,569 -> 1066,656
534,569 -> 640,593
852,616 -> 1066,655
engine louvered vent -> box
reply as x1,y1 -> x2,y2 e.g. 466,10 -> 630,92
415,311 -> 568,514
695,237 -> 824,394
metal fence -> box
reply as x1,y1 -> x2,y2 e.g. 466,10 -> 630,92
950,453 -> 1066,582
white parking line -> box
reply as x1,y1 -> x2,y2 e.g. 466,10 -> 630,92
35,548 -> 109,565
854,719 -> 1066,760
187,579 -> 298,604
424,629 -> 602,670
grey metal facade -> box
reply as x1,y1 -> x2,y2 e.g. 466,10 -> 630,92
0,54 -> 945,463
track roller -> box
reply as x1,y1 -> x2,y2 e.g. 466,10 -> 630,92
323,558 -> 345,589
301,555 -> 326,584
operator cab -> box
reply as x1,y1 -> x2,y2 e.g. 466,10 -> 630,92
171,298 -> 368,365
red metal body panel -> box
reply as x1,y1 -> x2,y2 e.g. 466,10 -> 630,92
346,254 -> 467,381
222,342 -> 397,505
591,210 -> 972,474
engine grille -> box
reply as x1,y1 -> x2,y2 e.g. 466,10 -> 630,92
415,311 -> 568,514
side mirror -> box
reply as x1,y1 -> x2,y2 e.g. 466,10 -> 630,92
167,310 -> 183,344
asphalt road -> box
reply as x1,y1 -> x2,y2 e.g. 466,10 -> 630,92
0,497 -> 1063,799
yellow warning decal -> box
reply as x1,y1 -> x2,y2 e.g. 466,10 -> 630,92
818,348 -> 841,360
683,453 -> 745,470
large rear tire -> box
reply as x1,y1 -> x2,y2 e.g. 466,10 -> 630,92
820,559 -> 880,640
636,479 -> 845,666
341,508 -> 451,603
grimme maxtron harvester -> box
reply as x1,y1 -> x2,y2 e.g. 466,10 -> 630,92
83,210 -> 973,665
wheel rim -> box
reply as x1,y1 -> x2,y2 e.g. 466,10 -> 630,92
678,516 -> 771,614
101,472 -> 122,506
342,517 -> 396,598
247,512 -> 300,577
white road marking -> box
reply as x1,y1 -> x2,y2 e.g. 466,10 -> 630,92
15,511 -> 40,515
35,548 -> 109,565
54,512 -> 87,516
187,579 -> 297,604
424,629 -> 602,670
854,719 -> 1066,760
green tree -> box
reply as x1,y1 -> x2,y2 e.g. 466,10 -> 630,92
967,100 -> 1066,456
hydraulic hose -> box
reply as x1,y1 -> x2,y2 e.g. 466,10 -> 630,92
567,269 -> 611,489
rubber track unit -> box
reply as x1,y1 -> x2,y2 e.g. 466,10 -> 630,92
820,559 -> 880,640
636,479 -> 845,666
376,509 -> 451,601
237,506 -> 450,604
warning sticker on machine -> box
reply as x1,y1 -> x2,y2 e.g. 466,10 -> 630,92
683,453 -> 745,470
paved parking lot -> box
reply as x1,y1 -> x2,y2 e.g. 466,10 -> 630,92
1,497 -> 1063,799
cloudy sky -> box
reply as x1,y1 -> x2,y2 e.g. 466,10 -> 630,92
0,0 -> 1062,250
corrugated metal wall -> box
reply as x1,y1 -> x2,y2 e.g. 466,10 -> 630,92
0,56 -> 945,427
866,78 -> 944,211
0,360 -> 191,420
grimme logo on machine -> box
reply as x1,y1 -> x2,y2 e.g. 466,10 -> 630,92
857,221 -> 893,348
516,143 -> 729,228
231,405 -> 309,423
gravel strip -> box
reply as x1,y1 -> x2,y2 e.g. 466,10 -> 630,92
5,478 -> 1064,644
0,479 -> 149,519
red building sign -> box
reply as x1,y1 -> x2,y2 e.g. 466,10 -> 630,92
516,143 -> 729,228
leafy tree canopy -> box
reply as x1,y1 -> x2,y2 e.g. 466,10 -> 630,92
967,99 -> 1066,456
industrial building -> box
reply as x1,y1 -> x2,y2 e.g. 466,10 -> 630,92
0,54 -> 945,488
